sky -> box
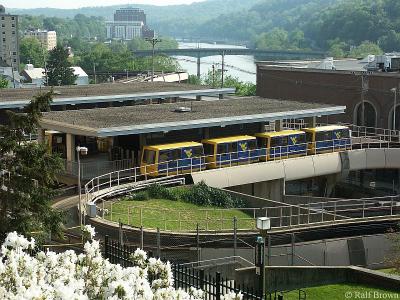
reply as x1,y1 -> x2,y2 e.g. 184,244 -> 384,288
4,0 -> 206,9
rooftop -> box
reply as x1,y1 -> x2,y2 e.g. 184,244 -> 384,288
39,96 -> 345,137
0,82 -> 235,109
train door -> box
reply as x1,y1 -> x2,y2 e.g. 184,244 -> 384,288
256,137 -> 268,161
270,136 -> 288,159
217,143 -> 230,166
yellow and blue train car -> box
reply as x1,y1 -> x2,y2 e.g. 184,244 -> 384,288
254,130 -> 307,161
201,135 -> 259,169
140,142 -> 205,177
302,125 -> 351,154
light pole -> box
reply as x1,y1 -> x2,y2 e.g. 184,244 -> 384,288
76,146 -> 88,228
391,87 -> 397,131
145,37 -> 162,82
256,217 -> 271,298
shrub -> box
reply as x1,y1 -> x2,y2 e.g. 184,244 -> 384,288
183,181 -> 244,208
131,191 -> 149,201
148,184 -> 180,201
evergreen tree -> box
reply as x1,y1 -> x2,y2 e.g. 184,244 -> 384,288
0,91 -> 63,240
46,45 -> 77,86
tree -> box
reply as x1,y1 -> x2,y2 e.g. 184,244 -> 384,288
349,41 -> 383,58
202,69 -> 256,96
328,39 -> 348,58
19,37 -> 46,67
46,45 -> 77,86
0,91 -> 63,240
0,75 -> 9,88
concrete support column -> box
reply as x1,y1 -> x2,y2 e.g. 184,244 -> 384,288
138,134 -> 147,163
275,120 -> 284,131
305,116 -> 317,128
196,95 -> 202,101
108,101 -> 114,107
66,133 -> 76,162
219,94 -> 224,100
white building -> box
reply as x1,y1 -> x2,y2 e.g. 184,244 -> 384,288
25,29 -> 57,51
21,64 -> 88,86
106,21 -> 144,40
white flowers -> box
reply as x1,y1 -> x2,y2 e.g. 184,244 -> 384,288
82,224 -> 96,240
0,231 -> 244,299
221,292 -> 243,300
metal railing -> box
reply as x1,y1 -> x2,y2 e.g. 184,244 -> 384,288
85,132 -> 400,202
64,158 -> 134,180
99,195 -> 400,232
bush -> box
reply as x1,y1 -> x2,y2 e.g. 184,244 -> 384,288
183,181 -> 244,208
148,184 -> 180,201
130,191 -> 149,201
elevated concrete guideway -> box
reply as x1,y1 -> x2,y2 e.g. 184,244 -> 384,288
190,148 -> 400,188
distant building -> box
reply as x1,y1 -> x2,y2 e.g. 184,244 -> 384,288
256,54 -> 400,130
25,29 -> 57,51
21,64 -> 89,86
106,8 -> 155,40
0,5 -> 19,71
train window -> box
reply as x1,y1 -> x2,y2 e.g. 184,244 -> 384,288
341,129 -> 350,138
248,140 -> 257,150
229,142 -> 237,153
305,132 -> 313,142
297,134 -> 306,144
203,143 -> 214,155
257,137 -> 266,148
142,150 -> 155,164
271,136 -> 288,147
316,131 -> 331,141
217,143 -> 227,154
192,146 -> 203,157
171,149 -> 181,160
159,150 -> 170,162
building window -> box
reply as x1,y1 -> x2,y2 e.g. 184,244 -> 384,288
11,17 -> 14,20
12,31 -> 15,35
12,52 -> 16,55
2,38 -> 5,42
1,17 -> 4,20
1,24 -> 4,28
11,24 -> 15,27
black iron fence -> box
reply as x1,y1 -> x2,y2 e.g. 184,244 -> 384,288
104,235 -> 264,300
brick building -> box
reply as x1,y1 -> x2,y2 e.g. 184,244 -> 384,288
256,61 -> 400,130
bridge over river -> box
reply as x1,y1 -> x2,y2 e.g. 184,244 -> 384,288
133,48 -> 327,78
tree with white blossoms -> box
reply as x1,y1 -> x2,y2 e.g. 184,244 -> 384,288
0,225 -> 244,300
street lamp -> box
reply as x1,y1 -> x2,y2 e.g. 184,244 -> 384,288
76,146 -> 88,228
256,217 -> 271,298
391,87 -> 397,131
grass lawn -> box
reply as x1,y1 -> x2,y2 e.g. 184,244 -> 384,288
377,268 -> 400,276
282,283 -> 400,300
103,198 -> 255,231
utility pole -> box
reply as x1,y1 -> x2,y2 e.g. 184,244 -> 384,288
145,37 -> 162,82
221,50 -> 225,88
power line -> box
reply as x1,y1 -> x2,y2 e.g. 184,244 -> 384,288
145,37 -> 162,82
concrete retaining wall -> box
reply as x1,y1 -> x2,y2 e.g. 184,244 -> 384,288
235,266 -> 400,292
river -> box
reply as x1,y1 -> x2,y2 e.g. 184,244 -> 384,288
175,42 -> 257,84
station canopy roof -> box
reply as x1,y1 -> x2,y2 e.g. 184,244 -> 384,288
0,82 -> 234,108
39,96 -> 346,137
